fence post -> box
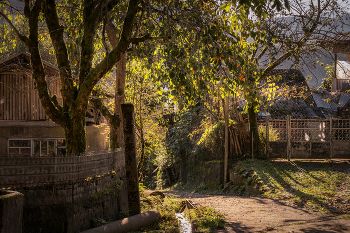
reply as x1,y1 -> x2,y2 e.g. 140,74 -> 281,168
330,116 -> 333,160
224,96 -> 229,185
266,116 -> 269,158
287,115 -> 291,161
121,103 -> 141,216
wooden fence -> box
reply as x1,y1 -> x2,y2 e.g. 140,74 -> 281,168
265,117 -> 350,159
0,149 -> 125,188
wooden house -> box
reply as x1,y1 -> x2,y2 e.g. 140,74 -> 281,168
0,52 -> 108,156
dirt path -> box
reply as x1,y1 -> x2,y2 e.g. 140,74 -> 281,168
162,190 -> 350,233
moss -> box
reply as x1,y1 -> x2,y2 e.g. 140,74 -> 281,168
91,185 -> 116,199
207,182 -> 219,190
115,179 -> 123,196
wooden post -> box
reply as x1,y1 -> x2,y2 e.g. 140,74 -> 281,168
252,132 -> 254,159
287,115 -> 291,161
266,116 -> 269,158
121,103 -> 140,216
330,116 -> 333,160
333,53 -> 337,92
224,96 -> 229,185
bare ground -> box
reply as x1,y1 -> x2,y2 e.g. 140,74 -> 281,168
162,190 -> 350,233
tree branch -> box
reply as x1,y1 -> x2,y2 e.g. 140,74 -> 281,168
23,0 -> 65,126
43,0 -> 75,108
130,34 -> 171,44
90,97 -> 113,123
77,0 -> 141,105
261,0 -> 322,80
78,0 -> 106,85
256,45 -> 269,61
0,12 -> 30,46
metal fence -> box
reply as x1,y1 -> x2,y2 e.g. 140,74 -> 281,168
0,148 -> 125,188
265,116 -> 350,159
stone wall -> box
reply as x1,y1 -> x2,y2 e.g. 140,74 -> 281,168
0,150 -> 125,188
0,190 -> 24,233
17,168 -> 128,233
0,150 -> 129,233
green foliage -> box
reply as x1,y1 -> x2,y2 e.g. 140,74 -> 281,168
134,195 -> 225,232
91,218 -> 107,227
258,124 -> 280,154
133,195 -> 182,232
117,210 -> 130,220
139,182 -> 147,196
318,63 -> 334,92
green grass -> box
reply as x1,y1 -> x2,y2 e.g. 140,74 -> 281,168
187,206 -> 225,232
235,159 -> 350,215
167,181 -> 226,195
130,195 -> 225,232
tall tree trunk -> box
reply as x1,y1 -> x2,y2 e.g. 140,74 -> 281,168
114,53 -> 126,147
106,21 -> 126,149
248,102 -> 264,159
137,80 -> 145,179
64,112 -> 87,155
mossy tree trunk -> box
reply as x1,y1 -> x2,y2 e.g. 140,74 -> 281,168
4,0 -> 142,154
247,102 -> 264,159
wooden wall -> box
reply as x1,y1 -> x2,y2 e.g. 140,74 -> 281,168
0,72 -> 62,120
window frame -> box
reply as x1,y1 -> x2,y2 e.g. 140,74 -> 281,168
8,138 -> 66,156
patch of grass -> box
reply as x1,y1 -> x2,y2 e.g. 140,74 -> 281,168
131,194 -> 225,232
91,218 -> 107,227
167,181 -> 225,195
236,159 -> 350,215
132,195 -> 182,232
336,214 -> 350,219
188,206 -> 225,232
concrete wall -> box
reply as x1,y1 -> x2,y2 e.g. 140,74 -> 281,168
268,141 -> 350,159
0,190 -> 24,233
204,162 -> 224,188
17,168 -> 128,233
0,123 -> 109,155
268,142 -> 287,159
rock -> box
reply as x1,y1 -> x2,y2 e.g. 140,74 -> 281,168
142,190 -> 165,198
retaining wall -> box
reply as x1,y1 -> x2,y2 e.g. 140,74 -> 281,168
0,149 -> 125,188
18,168 -> 128,233
0,150 -> 128,233
0,189 -> 24,233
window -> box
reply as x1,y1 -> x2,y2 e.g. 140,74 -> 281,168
8,138 -> 66,156
8,139 -> 31,155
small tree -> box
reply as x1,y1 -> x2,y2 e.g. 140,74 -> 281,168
318,63 -> 334,92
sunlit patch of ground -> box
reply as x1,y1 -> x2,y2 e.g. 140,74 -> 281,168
240,159 -> 350,215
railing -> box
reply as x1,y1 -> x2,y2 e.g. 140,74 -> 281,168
0,149 -> 125,188
264,117 -> 350,160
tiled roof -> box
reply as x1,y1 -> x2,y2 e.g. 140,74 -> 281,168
318,33 -> 350,45
312,92 -> 350,115
0,120 -> 60,127
265,69 -> 325,119
0,51 -> 58,74
237,69 -> 326,119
